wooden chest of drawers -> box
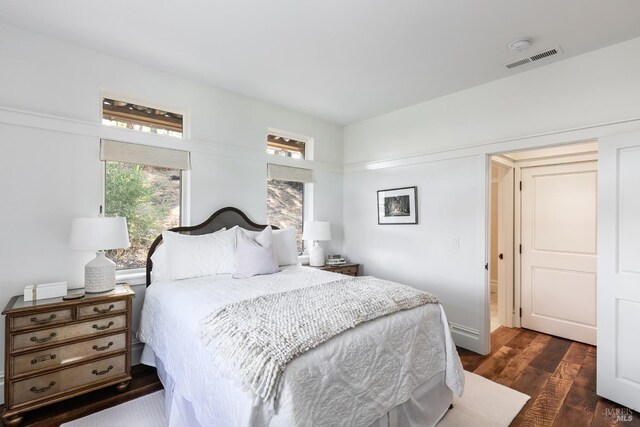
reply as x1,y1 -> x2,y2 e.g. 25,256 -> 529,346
2,284 -> 134,426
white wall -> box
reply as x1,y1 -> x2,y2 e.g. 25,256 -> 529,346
0,23 -> 344,398
343,156 -> 487,350
343,36 -> 640,354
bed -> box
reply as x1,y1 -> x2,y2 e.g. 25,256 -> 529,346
138,207 -> 464,427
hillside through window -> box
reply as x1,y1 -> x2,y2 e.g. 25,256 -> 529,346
267,179 -> 304,253
265,131 -> 312,254
104,162 -> 181,270
102,97 -> 183,138
101,140 -> 189,270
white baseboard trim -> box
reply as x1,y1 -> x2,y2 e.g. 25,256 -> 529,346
449,322 -> 481,354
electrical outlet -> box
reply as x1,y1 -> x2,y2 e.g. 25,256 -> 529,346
452,237 -> 459,249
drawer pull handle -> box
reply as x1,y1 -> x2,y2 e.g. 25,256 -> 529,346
92,365 -> 113,376
30,332 -> 57,343
92,321 -> 114,331
93,304 -> 115,314
30,314 -> 57,324
93,342 -> 114,352
31,354 -> 57,364
30,381 -> 55,394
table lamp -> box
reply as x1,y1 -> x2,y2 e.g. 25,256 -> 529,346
69,216 -> 130,293
302,221 -> 331,267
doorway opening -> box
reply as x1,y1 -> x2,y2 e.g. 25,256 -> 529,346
488,141 -> 599,346
489,161 -> 514,332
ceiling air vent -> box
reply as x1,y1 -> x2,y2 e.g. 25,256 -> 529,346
505,58 -> 531,69
530,47 -> 559,62
504,46 -> 563,70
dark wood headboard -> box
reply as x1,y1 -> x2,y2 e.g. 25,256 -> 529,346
145,206 -> 274,286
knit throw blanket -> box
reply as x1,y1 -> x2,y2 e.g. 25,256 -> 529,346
199,276 -> 440,406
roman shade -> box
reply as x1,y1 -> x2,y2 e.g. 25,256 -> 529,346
267,164 -> 315,183
100,139 -> 190,170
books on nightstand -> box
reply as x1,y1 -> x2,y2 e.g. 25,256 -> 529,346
326,255 -> 346,266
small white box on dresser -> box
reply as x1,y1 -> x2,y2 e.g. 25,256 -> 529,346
23,281 -> 68,301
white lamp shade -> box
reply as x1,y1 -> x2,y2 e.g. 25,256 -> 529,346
302,221 -> 331,241
69,217 -> 130,251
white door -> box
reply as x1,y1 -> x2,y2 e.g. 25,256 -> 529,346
520,161 -> 597,345
598,133 -> 640,411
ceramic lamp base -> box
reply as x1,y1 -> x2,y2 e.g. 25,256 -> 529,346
309,243 -> 325,267
84,252 -> 116,293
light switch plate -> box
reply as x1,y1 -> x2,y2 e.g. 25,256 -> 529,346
452,237 -> 460,249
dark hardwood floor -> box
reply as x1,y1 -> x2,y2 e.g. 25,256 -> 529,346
1,365 -> 162,427
3,328 -> 639,426
459,326 -> 640,427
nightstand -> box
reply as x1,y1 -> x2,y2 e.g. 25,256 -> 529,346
2,284 -> 135,426
309,263 -> 360,276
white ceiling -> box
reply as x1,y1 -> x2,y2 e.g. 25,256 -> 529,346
2,1 -> 640,124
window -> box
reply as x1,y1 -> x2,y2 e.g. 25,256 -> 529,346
102,97 -> 183,138
101,140 -> 190,270
266,164 -> 315,254
267,179 -> 304,253
266,134 -> 305,159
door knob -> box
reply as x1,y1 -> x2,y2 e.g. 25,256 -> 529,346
499,253 -> 504,260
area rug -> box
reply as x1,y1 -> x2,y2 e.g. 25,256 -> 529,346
63,371 -> 528,427
438,371 -> 530,427
62,391 -> 167,427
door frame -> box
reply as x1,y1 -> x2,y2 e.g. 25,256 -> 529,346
489,159 -> 515,328
485,142 -> 599,344
475,117 -> 640,357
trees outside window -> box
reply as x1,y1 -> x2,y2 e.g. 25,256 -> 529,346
105,161 -> 181,269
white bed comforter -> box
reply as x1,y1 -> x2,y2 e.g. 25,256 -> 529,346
138,266 -> 464,427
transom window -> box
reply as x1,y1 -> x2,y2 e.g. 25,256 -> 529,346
102,97 -> 183,138
266,134 -> 305,159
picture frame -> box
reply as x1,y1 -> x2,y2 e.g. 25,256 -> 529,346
377,186 -> 418,225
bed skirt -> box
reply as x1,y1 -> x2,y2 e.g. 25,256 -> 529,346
141,345 -> 453,427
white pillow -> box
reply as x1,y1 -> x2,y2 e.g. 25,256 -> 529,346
272,227 -> 300,266
233,227 -> 279,279
162,228 -> 234,280
238,227 -> 260,240
152,228 -> 227,282
150,245 -> 169,282
236,226 -> 298,266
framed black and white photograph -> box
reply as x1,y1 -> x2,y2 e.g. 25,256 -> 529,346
377,186 -> 418,225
